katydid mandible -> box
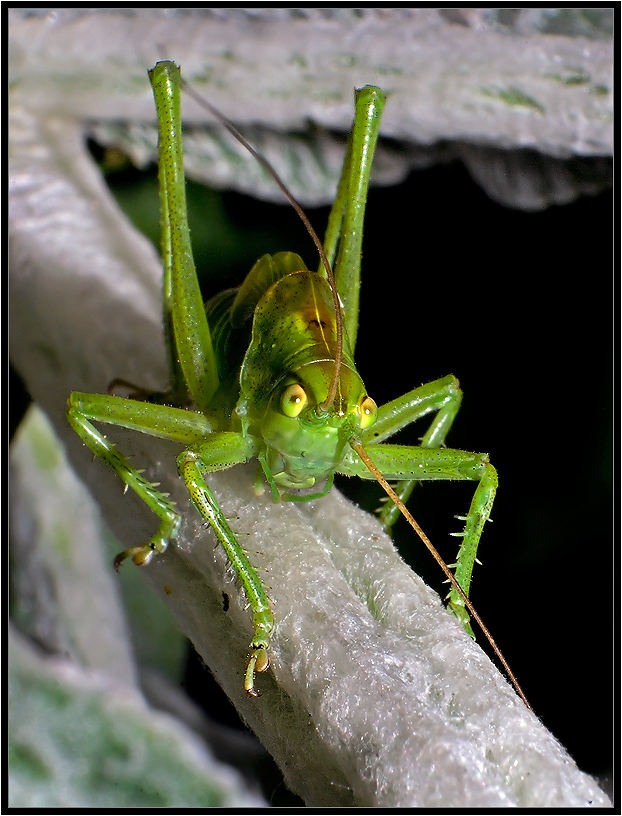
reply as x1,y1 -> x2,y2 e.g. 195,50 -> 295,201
66,61 -> 529,708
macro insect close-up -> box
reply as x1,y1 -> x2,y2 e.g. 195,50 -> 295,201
67,60 -> 522,704
9,10 -> 612,808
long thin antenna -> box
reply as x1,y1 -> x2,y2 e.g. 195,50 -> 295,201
349,439 -> 532,712
179,77 -> 343,411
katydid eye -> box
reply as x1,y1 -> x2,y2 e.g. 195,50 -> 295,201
358,395 -> 377,429
281,383 -> 308,418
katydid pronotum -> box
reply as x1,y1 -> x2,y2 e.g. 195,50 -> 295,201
67,61 -> 530,708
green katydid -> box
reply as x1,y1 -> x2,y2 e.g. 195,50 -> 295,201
67,60 -> 529,708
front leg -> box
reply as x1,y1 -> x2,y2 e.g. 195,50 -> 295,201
177,436 -> 273,697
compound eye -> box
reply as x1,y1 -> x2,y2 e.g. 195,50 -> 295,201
281,383 -> 308,418
358,395 -> 377,429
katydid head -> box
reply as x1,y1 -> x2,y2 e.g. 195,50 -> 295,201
252,361 -> 376,490
280,366 -> 376,430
